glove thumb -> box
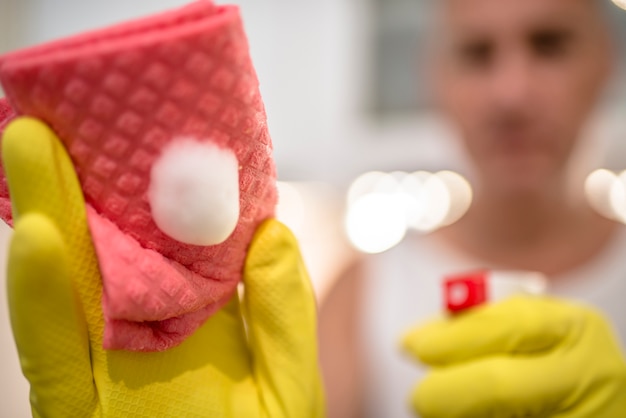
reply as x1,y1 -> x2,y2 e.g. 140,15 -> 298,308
242,219 -> 324,417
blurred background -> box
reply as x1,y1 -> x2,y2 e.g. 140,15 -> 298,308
2,1 -> 626,416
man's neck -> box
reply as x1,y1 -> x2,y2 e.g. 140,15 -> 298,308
437,184 -> 618,276
464,187 -> 575,246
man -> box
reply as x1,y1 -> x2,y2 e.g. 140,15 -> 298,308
320,0 -> 626,416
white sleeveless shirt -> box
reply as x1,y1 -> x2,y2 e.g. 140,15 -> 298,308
359,227 -> 626,418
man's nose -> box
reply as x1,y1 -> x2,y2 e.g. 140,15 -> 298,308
488,51 -> 533,111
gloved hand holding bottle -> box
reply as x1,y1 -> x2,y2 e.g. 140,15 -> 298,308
402,295 -> 626,417
4,117 -> 325,417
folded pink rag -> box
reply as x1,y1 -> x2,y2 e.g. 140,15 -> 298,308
0,0 -> 277,351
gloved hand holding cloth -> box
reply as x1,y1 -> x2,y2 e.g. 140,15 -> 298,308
0,1 -> 324,416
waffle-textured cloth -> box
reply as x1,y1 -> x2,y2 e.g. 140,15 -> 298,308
0,99 -> 15,223
0,0 -> 277,351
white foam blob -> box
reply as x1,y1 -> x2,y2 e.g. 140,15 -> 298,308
148,138 -> 240,246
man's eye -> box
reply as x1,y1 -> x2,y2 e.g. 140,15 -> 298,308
530,30 -> 573,58
456,41 -> 493,68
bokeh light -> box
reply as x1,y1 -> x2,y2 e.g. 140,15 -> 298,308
345,166 -> 626,254
436,170 -> 473,227
400,171 -> 431,229
609,170 -> 626,222
585,168 -> 625,221
345,193 -> 407,254
410,173 -> 451,232
347,171 -> 390,205
613,0 -> 626,10
581,168 -> 626,224
344,169 -> 473,252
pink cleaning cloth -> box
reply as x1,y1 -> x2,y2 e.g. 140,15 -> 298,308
0,0 -> 277,351
0,99 -> 15,223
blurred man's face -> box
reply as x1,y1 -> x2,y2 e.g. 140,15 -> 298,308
435,0 -> 613,195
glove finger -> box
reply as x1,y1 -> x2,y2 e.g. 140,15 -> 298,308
8,213 -> 96,416
2,117 -> 104,334
242,219 -> 324,417
402,296 -> 573,366
412,355 -> 568,418
2,117 -> 86,226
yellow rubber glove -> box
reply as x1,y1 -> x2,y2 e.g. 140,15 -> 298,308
402,296 -> 626,418
3,117 -> 325,418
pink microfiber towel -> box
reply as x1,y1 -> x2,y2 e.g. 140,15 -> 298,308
0,0 -> 277,351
